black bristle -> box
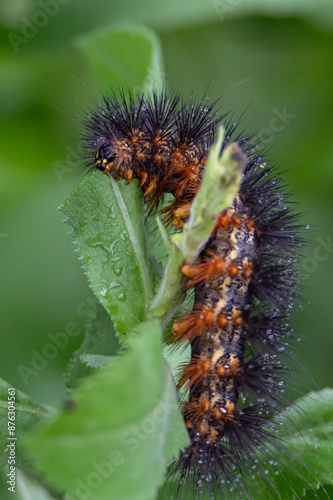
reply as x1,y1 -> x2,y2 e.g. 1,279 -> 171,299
143,88 -> 180,137
175,95 -> 223,145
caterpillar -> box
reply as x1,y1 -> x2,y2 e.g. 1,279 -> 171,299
83,89 -> 304,499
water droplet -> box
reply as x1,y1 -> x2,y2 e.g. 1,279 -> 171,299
80,216 -> 88,227
112,264 -> 123,276
85,232 -> 112,250
108,208 -> 116,220
120,231 -> 129,241
116,291 -> 127,302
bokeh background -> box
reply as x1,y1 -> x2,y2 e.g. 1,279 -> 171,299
0,0 -> 333,493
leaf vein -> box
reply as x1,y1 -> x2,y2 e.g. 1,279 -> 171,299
110,177 -> 153,304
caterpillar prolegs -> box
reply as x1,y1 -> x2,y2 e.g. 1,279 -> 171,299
83,89 -> 303,498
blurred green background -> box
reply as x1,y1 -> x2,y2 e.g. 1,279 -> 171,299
1,0 -> 332,415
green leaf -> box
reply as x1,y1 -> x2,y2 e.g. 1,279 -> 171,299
211,0 -> 333,29
80,354 -> 116,369
24,320 -> 189,500
65,301 -> 120,389
242,389 -> 333,499
16,470 -> 58,500
279,388 -> 333,488
75,25 -> 164,94
241,390 -> 333,499
0,380 -> 48,468
60,172 -> 159,337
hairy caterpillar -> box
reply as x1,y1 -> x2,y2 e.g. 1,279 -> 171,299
83,89 -> 304,499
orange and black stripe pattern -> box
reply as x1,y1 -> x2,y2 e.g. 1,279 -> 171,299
175,208 -> 259,448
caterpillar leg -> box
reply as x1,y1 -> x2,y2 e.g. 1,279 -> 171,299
144,178 -> 158,197
173,202 -> 191,228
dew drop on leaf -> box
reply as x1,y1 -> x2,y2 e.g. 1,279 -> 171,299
116,291 -> 127,302
112,264 -> 123,276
